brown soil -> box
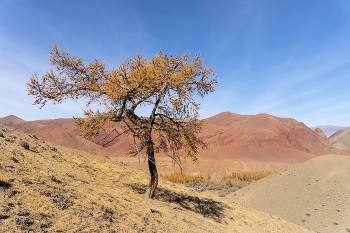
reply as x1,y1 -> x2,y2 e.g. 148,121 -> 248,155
0,124 -> 314,232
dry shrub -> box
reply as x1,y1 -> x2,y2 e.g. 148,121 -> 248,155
49,175 -> 61,183
14,216 -> 32,225
12,149 -> 24,157
9,157 -> 19,163
50,195 -> 74,210
19,140 -> 29,150
12,207 -> 30,217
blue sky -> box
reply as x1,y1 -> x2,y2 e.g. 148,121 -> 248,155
1,0 -> 350,127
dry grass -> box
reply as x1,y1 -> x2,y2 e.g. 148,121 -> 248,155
160,171 -> 211,183
160,170 -> 275,196
223,170 -> 275,185
160,170 -> 275,186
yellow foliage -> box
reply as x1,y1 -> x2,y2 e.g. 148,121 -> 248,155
161,170 -> 274,186
226,170 -> 275,185
225,178 -> 233,187
160,171 -> 211,184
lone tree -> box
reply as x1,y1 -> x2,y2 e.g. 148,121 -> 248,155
26,45 -> 218,198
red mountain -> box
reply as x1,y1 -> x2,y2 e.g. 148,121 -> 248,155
1,112 -> 345,165
197,112 -> 344,163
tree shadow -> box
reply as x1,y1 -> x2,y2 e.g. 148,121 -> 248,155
0,180 -> 12,188
129,183 -> 230,223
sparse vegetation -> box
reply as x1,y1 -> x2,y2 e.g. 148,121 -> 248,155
223,170 -> 275,185
160,171 -> 211,183
18,140 -> 29,150
160,170 -> 275,195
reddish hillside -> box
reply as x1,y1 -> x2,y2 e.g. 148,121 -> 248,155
94,112 -> 344,165
33,118 -> 131,155
34,118 -> 83,136
197,112 -> 345,163
0,116 -> 102,152
0,115 -> 26,125
2,112 -> 345,166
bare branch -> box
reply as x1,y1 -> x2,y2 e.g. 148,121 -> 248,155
152,142 -> 183,173
100,128 -> 130,147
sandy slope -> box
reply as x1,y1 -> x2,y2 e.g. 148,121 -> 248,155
0,124 -> 314,232
224,154 -> 350,233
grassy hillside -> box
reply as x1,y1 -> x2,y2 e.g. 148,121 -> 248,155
0,124 -> 313,232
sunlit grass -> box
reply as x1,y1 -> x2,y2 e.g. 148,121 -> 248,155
222,170 -> 275,185
161,170 -> 275,186
160,171 -> 211,183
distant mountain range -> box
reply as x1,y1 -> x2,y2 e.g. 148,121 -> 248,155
0,112 -> 346,166
310,125 -> 348,137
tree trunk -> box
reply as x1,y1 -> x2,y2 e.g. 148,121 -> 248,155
145,139 -> 158,198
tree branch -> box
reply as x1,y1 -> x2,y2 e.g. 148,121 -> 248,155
152,142 -> 183,173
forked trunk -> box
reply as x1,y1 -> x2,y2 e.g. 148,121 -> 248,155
145,141 -> 158,198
